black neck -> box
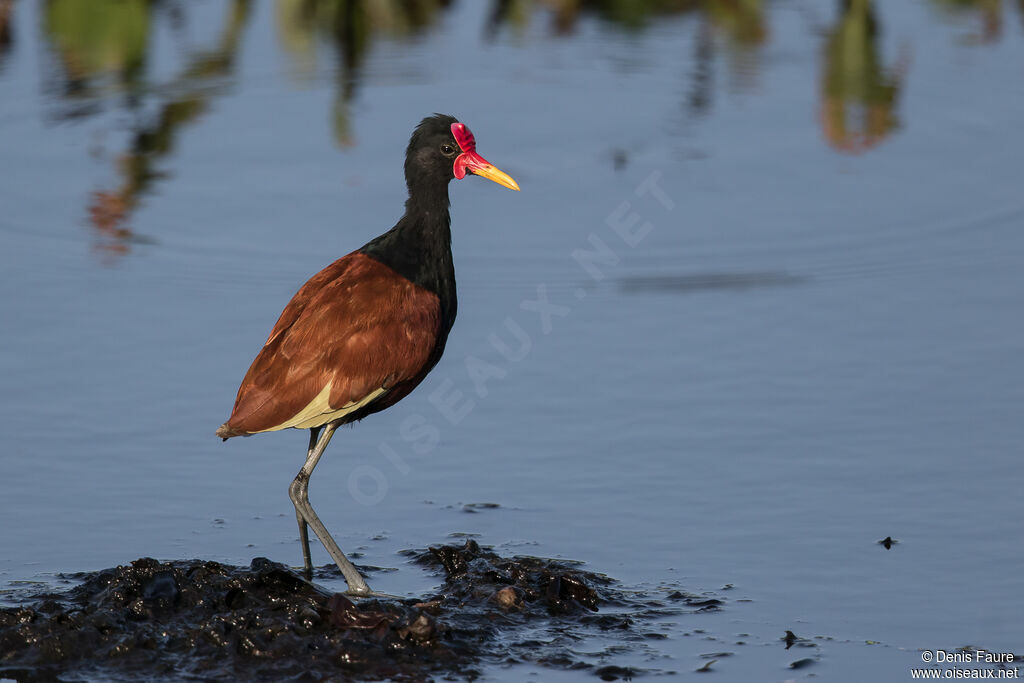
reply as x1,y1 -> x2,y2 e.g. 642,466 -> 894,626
359,181 -> 457,317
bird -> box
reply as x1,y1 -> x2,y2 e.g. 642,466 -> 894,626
216,114 -> 519,595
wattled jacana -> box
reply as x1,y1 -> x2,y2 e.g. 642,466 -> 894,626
217,114 -> 519,595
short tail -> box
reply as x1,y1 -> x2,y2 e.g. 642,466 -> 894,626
215,422 -> 246,441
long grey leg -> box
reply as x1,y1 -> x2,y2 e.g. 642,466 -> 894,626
295,427 -> 321,580
287,422 -> 371,595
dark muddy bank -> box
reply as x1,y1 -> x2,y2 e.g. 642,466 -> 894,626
0,541 -> 712,681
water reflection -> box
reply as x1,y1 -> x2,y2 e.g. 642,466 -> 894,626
486,0 -> 766,58
276,0 -> 453,148
43,0 -> 149,115
14,0 -> 1022,262
702,0 -> 768,90
42,0 -> 252,258
89,0 -> 250,256
686,0 -> 769,116
0,0 -> 14,72
484,1 -> 768,115
820,0 -> 906,154
929,0 -> 1004,43
540,0 -> 701,32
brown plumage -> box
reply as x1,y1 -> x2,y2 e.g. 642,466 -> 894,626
216,253 -> 440,438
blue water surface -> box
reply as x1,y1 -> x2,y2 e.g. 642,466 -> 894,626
1,1 -> 1022,680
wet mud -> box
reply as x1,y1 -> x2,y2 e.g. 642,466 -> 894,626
0,541 -> 706,681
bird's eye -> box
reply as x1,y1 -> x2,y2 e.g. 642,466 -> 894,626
441,144 -> 456,157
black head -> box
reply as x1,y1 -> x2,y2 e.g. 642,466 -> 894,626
404,114 -> 461,188
404,113 -> 519,195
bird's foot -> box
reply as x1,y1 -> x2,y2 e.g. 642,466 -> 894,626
347,588 -> 403,601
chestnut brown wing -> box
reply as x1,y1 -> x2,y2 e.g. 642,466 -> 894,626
217,253 -> 441,437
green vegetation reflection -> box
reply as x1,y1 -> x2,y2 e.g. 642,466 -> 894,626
19,0 -> 1023,262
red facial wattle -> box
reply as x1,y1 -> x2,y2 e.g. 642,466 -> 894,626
451,123 -> 479,180
450,122 -> 520,191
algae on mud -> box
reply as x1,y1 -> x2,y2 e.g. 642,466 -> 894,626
0,541 -> 703,681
